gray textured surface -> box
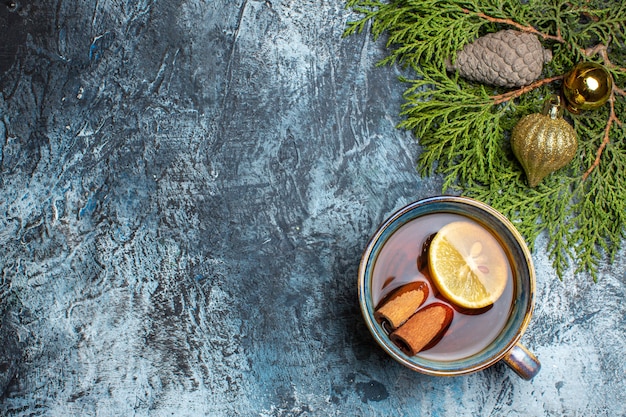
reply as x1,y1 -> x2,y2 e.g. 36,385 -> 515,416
0,1 -> 625,416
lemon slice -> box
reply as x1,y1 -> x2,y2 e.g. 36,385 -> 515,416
428,221 -> 508,309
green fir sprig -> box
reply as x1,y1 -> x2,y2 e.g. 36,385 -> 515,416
344,0 -> 626,280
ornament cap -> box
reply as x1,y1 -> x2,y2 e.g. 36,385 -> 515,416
542,95 -> 564,120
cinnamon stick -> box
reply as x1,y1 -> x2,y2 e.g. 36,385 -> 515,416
390,303 -> 454,356
374,281 -> 429,331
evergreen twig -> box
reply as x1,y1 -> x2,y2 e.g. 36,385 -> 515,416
491,75 -> 564,105
582,86 -> 623,180
460,8 -> 565,43
344,0 -> 626,281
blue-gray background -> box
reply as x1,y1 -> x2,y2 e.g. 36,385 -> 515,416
0,1 -> 624,416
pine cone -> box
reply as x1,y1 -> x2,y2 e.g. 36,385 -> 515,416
446,29 -> 553,88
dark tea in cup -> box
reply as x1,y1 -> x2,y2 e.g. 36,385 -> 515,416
371,213 -> 514,361
358,196 -> 540,379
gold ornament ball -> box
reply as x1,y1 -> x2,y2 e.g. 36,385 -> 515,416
563,62 -> 612,113
511,96 -> 578,187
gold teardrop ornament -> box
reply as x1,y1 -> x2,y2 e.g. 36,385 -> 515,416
511,96 -> 578,187
562,62 -> 612,114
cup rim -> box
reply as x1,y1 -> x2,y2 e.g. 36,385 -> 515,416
358,195 -> 536,376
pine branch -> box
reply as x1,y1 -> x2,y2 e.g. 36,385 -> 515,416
345,0 -> 626,280
491,75 -> 564,105
582,85 -> 623,180
460,7 -> 564,43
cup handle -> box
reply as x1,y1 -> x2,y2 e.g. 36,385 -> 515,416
502,343 -> 541,380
